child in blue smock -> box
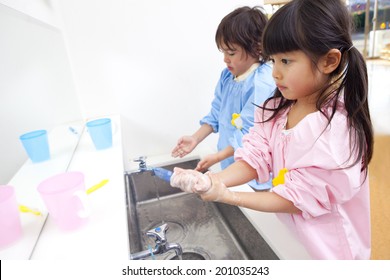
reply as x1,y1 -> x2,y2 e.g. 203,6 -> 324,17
171,6 -> 275,190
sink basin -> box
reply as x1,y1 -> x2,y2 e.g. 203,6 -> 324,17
124,158 -> 278,260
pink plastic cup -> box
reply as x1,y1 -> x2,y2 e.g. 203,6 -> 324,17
37,172 -> 89,231
0,185 -> 23,249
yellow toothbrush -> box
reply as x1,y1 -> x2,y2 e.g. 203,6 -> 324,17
86,179 -> 109,195
19,205 -> 42,216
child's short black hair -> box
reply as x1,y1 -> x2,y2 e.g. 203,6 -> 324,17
215,6 -> 268,63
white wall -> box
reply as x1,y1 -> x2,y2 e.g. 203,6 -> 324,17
58,0 -> 265,169
0,1 -> 82,183
0,0 -> 62,28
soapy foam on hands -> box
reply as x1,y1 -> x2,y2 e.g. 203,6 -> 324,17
170,168 -> 211,193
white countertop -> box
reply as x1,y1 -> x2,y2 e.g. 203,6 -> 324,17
0,120 -> 84,260
30,115 -> 129,260
0,115 -> 129,260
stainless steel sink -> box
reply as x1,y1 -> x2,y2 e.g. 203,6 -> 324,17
124,158 -> 278,260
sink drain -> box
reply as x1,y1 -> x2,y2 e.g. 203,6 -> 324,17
170,252 -> 206,260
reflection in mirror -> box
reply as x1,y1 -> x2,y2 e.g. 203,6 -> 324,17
0,4 -> 83,259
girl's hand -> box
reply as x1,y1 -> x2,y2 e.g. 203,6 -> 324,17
200,173 -> 241,206
195,154 -> 219,171
170,167 -> 211,193
171,136 -> 197,158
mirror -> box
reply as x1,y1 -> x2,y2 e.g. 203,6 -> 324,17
0,4 -> 83,259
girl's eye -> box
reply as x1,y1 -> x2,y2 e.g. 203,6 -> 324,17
228,52 -> 235,56
269,58 -> 275,63
281,58 -> 290,64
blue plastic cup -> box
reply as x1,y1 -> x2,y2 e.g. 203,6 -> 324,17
86,118 -> 112,150
19,130 -> 50,163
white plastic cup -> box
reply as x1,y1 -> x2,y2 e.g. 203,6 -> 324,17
0,185 -> 23,249
19,130 -> 50,163
86,118 -> 112,150
37,172 -> 89,231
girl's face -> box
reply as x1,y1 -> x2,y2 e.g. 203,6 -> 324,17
220,44 -> 258,77
270,50 -> 328,105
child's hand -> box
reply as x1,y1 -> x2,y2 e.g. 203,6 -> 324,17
170,167 -> 211,193
200,173 -> 241,206
199,172 -> 228,201
171,136 -> 197,158
195,154 -> 219,171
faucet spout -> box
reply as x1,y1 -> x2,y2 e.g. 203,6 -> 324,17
130,223 -> 183,260
165,242 -> 183,257
133,156 -> 149,171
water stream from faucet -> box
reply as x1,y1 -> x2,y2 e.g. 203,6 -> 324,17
153,176 -> 165,225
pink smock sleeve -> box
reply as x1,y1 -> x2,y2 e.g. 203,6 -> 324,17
234,103 -> 281,183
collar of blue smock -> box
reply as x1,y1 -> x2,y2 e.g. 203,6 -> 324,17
234,62 -> 260,82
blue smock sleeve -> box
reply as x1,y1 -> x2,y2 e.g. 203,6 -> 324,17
199,69 -> 230,133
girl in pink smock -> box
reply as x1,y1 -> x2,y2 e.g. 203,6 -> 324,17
170,0 -> 374,260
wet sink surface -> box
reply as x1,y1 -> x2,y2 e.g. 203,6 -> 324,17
125,158 -> 278,260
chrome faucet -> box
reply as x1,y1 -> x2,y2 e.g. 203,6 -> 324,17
134,156 -> 148,172
130,223 -> 183,260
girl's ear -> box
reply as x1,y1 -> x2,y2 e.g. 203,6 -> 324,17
320,49 -> 341,74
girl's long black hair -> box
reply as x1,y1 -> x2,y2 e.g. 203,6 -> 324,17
261,0 -> 373,171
